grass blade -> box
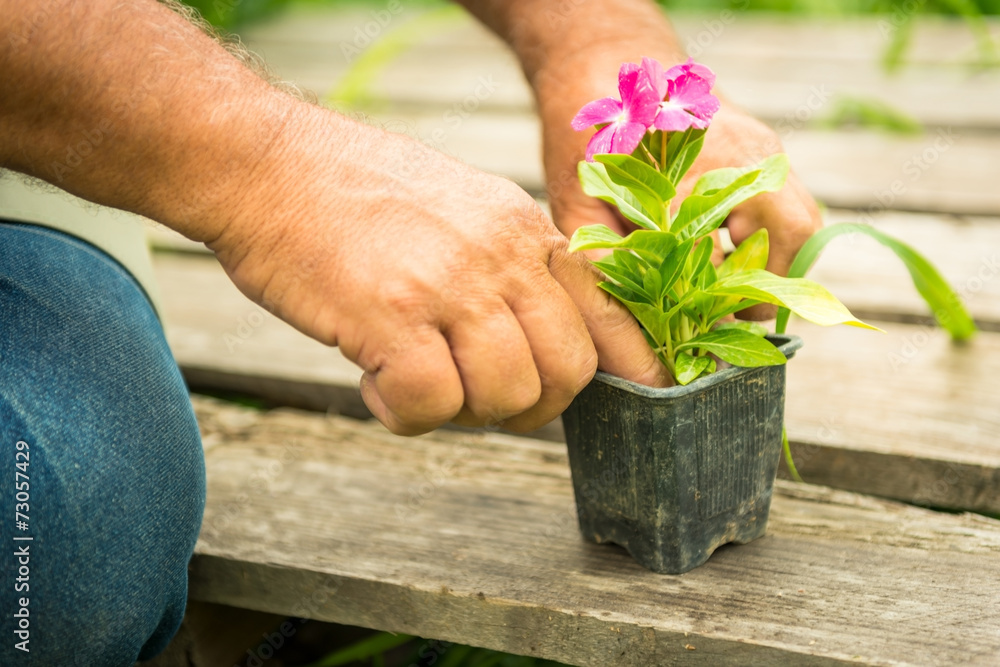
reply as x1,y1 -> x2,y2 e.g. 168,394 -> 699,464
775,223 -> 977,341
303,631 -> 415,667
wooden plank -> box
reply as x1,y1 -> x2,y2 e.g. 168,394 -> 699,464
188,395 -> 1000,666
812,210 -> 1000,328
155,252 -> 1000,513
239,8 -> 1000,130
783,320 -> 1000,514
353,109 -> 999,216
152,210 -> 1000,326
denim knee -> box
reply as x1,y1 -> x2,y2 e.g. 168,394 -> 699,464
0,222 -> 206,665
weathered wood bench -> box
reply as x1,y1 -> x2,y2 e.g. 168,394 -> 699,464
143,7 -> 1000,665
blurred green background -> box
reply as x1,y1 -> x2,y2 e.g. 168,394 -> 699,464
182,0 -> 999,31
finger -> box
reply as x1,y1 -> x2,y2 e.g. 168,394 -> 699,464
445,308 -> 542,428
360,329 -> 465,436
497,272 -> 599,433
726,175 -> 823,321
727,175 -> 822,277
548,244 -> 673,389
708,230 -> 725,267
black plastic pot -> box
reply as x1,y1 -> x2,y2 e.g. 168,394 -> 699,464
561,334 -> 803,574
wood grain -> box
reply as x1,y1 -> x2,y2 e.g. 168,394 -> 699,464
188,396 -> 1000,666
239,8 -> 1000,130
155,251 -> 1000,513
151,210 -> 1000,327
231,8 -> 1000,216
783,320 -> 1000,513
342,109 -> 1000,216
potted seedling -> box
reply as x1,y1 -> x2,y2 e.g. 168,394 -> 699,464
559,57 -> 879,574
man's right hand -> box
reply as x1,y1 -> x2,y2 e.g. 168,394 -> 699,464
1,0 -> 669,437
207,108 -> 671,435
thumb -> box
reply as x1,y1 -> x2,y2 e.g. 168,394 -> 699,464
549,247 -> 673,388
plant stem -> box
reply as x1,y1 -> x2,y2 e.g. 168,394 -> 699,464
660,131 -> 667,174
639,140 -> 660,171
782,428 -> 803,483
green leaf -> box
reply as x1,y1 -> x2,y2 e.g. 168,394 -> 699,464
593,252 -> 648,299
677,329 -> 788,367
570,226 -> 679,267
671,155 -> 790,240
675,352 -> 713,385
687,236 -> 714,283
707,269 -> 880,330
642,263 -> 663,298
595,154 -> 676,223
713,321 -> 769,337
305,632 -> 415,667
599,282 -> 669,343
579,161 -> 658,230
775,223 -> 977,342
663,128 -> 706,186
712,228 -> 769,319
568,224 -> 623,252
659,237 -> 695,298
718,228 -> 769,278
692,154 -> 790,199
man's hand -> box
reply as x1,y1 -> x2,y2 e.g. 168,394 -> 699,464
208,109 -> 671,434
0,0 -> 669,435
461,0 -> 824,319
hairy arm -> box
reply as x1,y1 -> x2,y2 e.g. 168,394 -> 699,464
0,0 -> 310,246
1,0 -> 668,434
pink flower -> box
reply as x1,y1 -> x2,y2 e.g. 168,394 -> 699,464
643,57 -> 720,132
571,63 -> 661,161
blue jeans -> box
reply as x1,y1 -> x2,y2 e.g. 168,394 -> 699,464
0,221 -> 205,664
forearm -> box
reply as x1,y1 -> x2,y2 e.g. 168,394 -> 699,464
457,0 -> 685,88
0,0 -> 323,244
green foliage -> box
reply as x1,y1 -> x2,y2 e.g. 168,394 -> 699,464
571,128 -> 872,385
306,632 -> 571,667
302,631 -> 415,667
818,94 -> 923,135
775,223 -> 977,341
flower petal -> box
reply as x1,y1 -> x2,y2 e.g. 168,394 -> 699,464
610,121 -> 649,156
652,102 -> 699,132
666,72 -> 720,124
684,58 -> 716,88
617,62 -> 640,108
665,58 -> 716,89
640,56 -> 668,100
585,124 -> 617,161
572,97 -> 624,130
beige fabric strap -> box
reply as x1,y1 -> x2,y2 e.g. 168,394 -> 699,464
0,174 -> 162,317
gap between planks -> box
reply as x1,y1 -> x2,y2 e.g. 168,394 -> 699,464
154,244 -> 1000,514
188,396 -> 1000,667
239,9 -> 1000,131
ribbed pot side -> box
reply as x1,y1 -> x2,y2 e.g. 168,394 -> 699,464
561,335 -> 803,574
